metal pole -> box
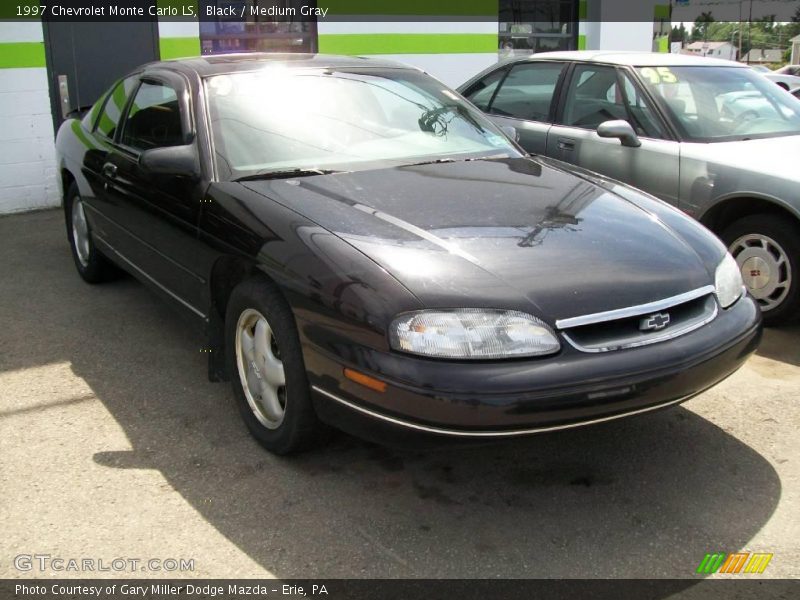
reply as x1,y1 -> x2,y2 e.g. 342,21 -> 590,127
738,0 -> 743,60
747,0 -> 753,65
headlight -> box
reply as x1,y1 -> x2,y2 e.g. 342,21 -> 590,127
389,309 -> 560,359
715,252 -> 744,308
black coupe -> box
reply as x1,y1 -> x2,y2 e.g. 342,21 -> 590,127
56,54 -> 761,454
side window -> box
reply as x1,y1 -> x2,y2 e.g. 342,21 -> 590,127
489,62 -> 564,122
120,81 -> 184,151
561,65 -> 627,129
463,68 -> 507,111
94,76 -> 139,139
620,71 -> 666,139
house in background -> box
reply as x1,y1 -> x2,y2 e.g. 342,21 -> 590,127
743,48 -> 785,65
684,40 -> 736,61
790,34 -> 800,64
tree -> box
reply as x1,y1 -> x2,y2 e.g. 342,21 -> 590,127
670,23 -> 687,44
692,12 -> 715,42
786,7 -> 800,40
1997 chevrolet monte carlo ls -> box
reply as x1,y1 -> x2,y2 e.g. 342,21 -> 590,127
55,54 -> 761,454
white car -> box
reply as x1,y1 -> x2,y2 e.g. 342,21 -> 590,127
763,72 -> 800,90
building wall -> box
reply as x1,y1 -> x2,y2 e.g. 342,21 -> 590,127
318,20 -> 498,87
317,1 -> 499,87
157,19 -> 201,60
0,22 -> 59,214
583,0 -> 667,53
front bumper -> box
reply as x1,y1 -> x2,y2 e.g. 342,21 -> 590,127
301,294 -> 762,439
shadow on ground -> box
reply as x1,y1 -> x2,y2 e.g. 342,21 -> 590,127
757,323 -> 800,368
0,210 -> 785,582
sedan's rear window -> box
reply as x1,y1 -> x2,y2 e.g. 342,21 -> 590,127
205,68 -> 520,180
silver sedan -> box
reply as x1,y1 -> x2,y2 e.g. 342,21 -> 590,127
459,51 -> 800,324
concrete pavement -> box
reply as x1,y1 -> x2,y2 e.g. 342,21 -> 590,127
1,209 -> 798,580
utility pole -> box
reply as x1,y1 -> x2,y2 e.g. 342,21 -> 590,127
747,0 -> 753,64
738,0 -> 743,60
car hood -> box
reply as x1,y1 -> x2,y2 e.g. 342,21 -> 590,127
243,157 -> 717,323
680,134 -> 800,183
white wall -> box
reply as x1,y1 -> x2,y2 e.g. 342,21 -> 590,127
593,22 -> 654,52
364,53 -> 498,88
0,23 -> 59,214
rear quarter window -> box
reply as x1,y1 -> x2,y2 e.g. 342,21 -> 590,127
94,75 -> 140,140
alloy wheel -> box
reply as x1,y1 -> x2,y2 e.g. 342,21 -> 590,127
71,198 -> 90,267
234,308 -> 287,429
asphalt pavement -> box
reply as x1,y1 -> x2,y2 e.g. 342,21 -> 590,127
1,209 -> 798,580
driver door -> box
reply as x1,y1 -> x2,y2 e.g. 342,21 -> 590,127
100,72 -> 208,320
546,64 -> 681,206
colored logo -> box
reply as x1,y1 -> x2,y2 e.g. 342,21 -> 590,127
696,552 -> 773,574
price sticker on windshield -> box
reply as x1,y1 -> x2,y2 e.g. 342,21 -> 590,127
639,67 -> 679,85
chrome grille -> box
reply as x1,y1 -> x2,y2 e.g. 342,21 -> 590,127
556,286 -> 718,353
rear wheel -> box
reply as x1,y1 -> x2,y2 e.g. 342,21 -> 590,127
64,182 -> 117,283
225,277 -> 325,454
721,215 -> 800,325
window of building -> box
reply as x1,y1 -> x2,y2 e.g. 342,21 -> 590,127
499,0 -> 578,59
199,1 -> 317,54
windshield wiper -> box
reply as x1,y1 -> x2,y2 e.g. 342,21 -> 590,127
403,154 -> 508,168
233,168 -> 344,182
403,158 -> 457,167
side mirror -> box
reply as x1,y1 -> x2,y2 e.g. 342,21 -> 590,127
139,144 -> 200,179
501,125 -> 520,142
597,120 -> 641,148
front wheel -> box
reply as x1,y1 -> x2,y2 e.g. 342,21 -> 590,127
225,277 -> 325,454
721,215 -> 800,325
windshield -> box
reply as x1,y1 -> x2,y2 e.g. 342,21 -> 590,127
205,68 -> 520,180
635,65 -> 800,142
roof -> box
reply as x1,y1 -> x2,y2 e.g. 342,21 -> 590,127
685,41 -> 732,49
144,53 -> 414,77
515,50 -> 746,68
742,49 -> 784,62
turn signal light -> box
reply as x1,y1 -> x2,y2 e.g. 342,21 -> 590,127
344,368 -> 387,393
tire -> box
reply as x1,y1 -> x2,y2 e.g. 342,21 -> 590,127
64,182 -> 117,283
225,277 -> 325,454
721,214 -> 800,326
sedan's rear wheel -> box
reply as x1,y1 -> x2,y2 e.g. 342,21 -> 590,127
722,215 -> 800,325
64,182 -> 117,283
225,278 -> 325,454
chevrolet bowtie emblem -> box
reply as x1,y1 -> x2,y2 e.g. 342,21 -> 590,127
640,312 -> 671,331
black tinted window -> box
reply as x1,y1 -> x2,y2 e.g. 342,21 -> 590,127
489,62 -> 564,121
464,68 -> 507,111
120,82 -> 184,150
95,76 -> 139,139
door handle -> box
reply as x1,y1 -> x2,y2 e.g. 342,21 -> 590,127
557,138 -> 575,151
102,163 -> 118,179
